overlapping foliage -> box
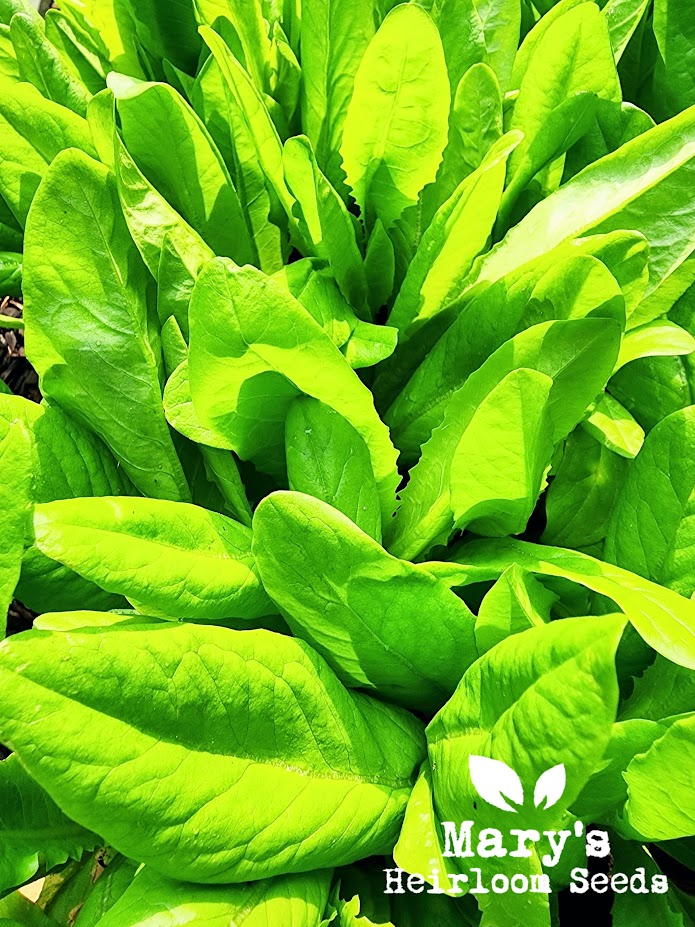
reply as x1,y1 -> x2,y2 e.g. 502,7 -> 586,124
1,0 -> 695,924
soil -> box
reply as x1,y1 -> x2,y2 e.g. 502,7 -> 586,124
0,297 -> 40,402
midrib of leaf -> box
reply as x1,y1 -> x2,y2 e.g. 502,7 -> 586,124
363,39 -> 410,204
66,180 -> 174,465
320,0 -> 333,145
45,519 -> 251,564
0,663 -> 412,790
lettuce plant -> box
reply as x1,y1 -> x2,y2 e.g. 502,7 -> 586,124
2,0 -> 695,925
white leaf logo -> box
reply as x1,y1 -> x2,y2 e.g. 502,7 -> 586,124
469,755 -> 524,813
533,764 -> 566,810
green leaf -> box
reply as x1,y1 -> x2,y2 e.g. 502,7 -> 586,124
196,445 -> 252,528
449,367 -> 554,535
94,866 -> 333,927
71,855 -> 138,927
473,105 -> 695,300
33,496 -> 272,620
571,719 -> 665,821
58,0 -> 141,78
43,9 -> 109,97
0,78 -> 95,226
393,762 -> 460,893
624,712 -> 695,839
113,128 -> 214,337
429,613 -> 625,821
10,11 -> 91,116
0,24 -> 21,85
426,0 -> 521,95
283,135 -> 368,313
343,320 -> 397,370
475,564 -> 554,655
543,427 -> 628,548
18,551 -> 126,617
563,99 -> 654,182
0,892 -> 61,927
0,754 -> 97,896
273,256 -> 366,351
631,251 -> 695,329
0,0 -> 39,27
609,355 -> 693,433
615,320 -> 695,371
387,318 -> 621,559
110,75 -> 255,266
611,839 -> 684,926
117,0 -> 201,78
581,392 -> 645,458
0,623 -> 425,882
285,397 -> 382,542
270,22 -> 301,128
606,406 -> 695,596
387,132 -> 521,339
23,149 -> 190,502
0,250 -> 20,297
506,3 -> 621,198
0,396 -> 133,617
0,413 -> 30,636
341,4 -> 450,229
651,0 -> 695,121
163,357 -> 224,448
33,611 -> 162,633
499,92 -> 599,233
274,257 -> 362,354
253,491 -> 477,712
194,0 -> 272,94
40,853 -> 106,927
363,220 -> 395,316
385,248 -> 626,458
422,62 -> 503,225
176,439 -> 243,524
620,656 -> 695,722
379,227 -> 637,413
29,403 -> 136,503
188,259 -> 399,519
446,537 -> 695,671
86,87 -> 116,167
200,26 -> 299,244
299,0 -> 376,193
327,893 -> 392,927
191,50 -> 285,274
510,0 -> 590,92
603,0 -> 651,62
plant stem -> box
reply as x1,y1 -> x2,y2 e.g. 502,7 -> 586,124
0,314 -> 24,331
